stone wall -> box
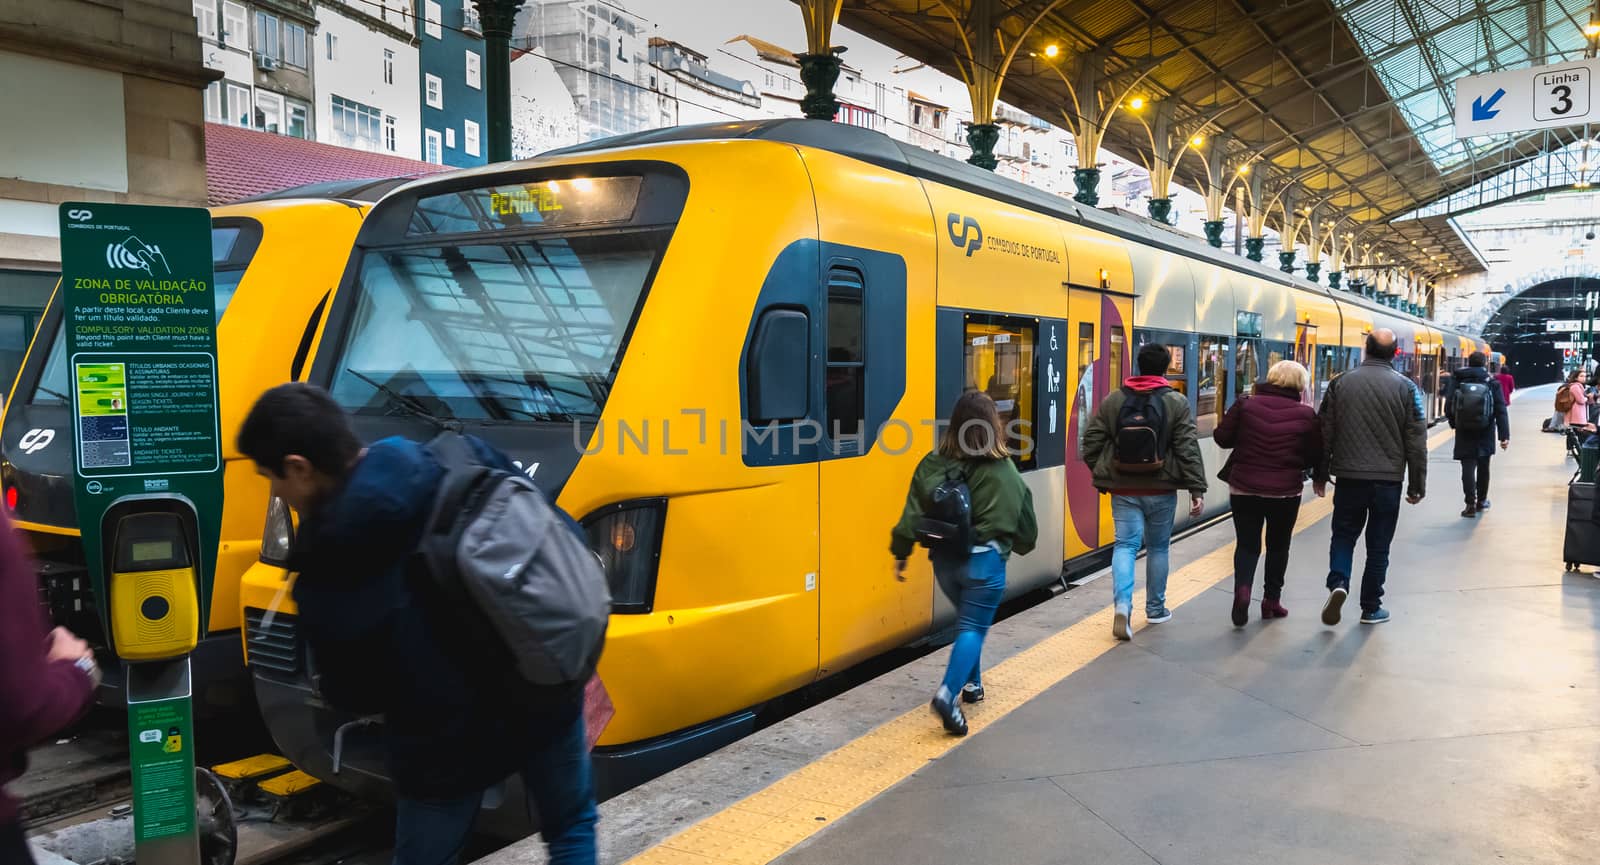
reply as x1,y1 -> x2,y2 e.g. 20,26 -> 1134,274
0,0 -> 215,271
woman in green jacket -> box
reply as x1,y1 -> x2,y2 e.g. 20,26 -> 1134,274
891,391 -> 1038,736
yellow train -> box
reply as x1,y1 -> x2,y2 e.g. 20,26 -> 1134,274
0,179 -> 409,708
236,120 -> 1487,797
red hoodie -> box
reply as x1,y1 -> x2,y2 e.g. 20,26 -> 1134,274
0,512 -> 94,825
1115,376 -> 1183,496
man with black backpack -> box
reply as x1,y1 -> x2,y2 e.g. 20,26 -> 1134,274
237,384 -> 599,865
1082,343 -> 1208,641
1444,351 -> 1511,518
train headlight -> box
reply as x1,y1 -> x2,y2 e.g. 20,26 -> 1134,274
582,498 -> 665,614
259,496 -> 295,566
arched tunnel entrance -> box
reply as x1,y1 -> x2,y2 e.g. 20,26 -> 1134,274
1482,276 -> 1600,385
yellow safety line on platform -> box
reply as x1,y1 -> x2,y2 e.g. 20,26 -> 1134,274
625,429 -> 1453,865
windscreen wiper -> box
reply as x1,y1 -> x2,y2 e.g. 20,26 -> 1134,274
345,370 -> 458,432
36,385 -> 71,403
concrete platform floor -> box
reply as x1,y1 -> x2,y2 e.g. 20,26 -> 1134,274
773,385 -> 1599,865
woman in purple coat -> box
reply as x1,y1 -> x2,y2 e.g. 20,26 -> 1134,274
1215,360 -> 1330,627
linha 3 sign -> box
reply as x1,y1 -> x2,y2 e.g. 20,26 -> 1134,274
1454,57 -> 1600,139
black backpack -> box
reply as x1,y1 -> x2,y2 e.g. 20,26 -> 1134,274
1113,387 -> 1171,473
1454,380 -> 1494,433
914,465 -> 973,557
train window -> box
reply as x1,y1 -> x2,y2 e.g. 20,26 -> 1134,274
1159,340 -> 1187,395
748,308 -> 809,424
1234,339 -> 1260,400
328,230 -> 667,422
1076,322 -> 1094,381
1197,336 -> 1227,437
826,268 -> 865,447
1109,326 -> 1126,389
1317,345 -> 1337,402
965,316 -> 1036,466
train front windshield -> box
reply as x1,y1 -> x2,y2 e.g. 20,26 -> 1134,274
326,174 -> 674,424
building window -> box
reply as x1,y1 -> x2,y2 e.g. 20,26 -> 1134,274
194,1 -> 218,41
462,0 -> 481,32
464,119 -> 480,157
283,22 -> 307,69
933,109 -> 945,130
425,1 -> 442,39
222,1 -> 246,47
445,126 -> 456,148
912,104 -> 922,125
254,11 -> 279,61
425,74 -> 443,109
384,49 -> 395,85
287,99 -> 309,139
385,115 -> 397,152
203,81 -> 224,122
466,51 -> 481,90
254,90 -> 284,133
326,32 -> 337,61
226,82 -> 251,127
332,95 -> 383,146
425,128 -> 442,164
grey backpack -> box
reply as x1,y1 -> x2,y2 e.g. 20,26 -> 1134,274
416,433 -> 610,693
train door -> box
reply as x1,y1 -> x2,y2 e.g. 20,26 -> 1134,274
1064,287 -> 1129,558
1296,323 -> 1318,403
805,152 -> 934,677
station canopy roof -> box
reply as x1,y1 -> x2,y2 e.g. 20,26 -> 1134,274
828,0 -> 1600,277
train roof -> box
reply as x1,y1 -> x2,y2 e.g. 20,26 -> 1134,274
237,176 -> 418,205
548,119 -> 1470,339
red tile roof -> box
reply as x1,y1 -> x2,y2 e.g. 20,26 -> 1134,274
204,123 -> 446,206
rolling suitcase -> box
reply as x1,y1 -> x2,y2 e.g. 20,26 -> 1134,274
1564,481 -> 1600,571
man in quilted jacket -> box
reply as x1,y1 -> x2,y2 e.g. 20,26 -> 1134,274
1317,329 -> 1427,626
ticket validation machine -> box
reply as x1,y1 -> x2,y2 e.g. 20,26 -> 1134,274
110,500 -> 207,865
110,511 -> 201,662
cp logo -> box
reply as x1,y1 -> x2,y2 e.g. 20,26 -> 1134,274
66,209 -> 93,222
18,428 -> 54,455
946,213 -> 983,257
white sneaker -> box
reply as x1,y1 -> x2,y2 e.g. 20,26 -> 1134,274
1112,610 -> 1133,641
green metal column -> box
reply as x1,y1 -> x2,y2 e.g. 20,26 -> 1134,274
477,0 -> 527,164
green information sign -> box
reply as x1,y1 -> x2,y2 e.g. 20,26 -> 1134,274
59,203 -> 222,863
56,203 -> 224,625
128,685 -> 197,841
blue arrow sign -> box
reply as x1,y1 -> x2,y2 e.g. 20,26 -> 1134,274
1472,88 -> 1506,121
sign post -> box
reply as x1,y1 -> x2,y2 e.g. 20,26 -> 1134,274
1455,57 -> 1600,138
57,203 -> 224,865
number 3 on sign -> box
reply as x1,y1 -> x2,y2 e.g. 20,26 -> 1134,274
1535,67 -> 1590,121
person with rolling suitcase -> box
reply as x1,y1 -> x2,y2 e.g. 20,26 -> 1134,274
1563,473 -> 1600,573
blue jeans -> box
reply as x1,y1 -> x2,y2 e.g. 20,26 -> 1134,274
1111,494 -> 1177,616
393,708 -> 598,865
1326,479 -> 1402,613
934,548 -> 1006,697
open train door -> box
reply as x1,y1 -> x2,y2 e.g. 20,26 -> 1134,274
1064,285 -> 1132,558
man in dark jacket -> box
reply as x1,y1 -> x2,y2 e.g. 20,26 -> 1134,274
1083,343 -> 1208,640
1318,329 -> 1427,627
238,384 -> 596,865
1,511 -> 99,865
1445,352 -> 1511,516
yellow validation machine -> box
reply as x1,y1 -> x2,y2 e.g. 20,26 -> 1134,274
110,512 -> 201,662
